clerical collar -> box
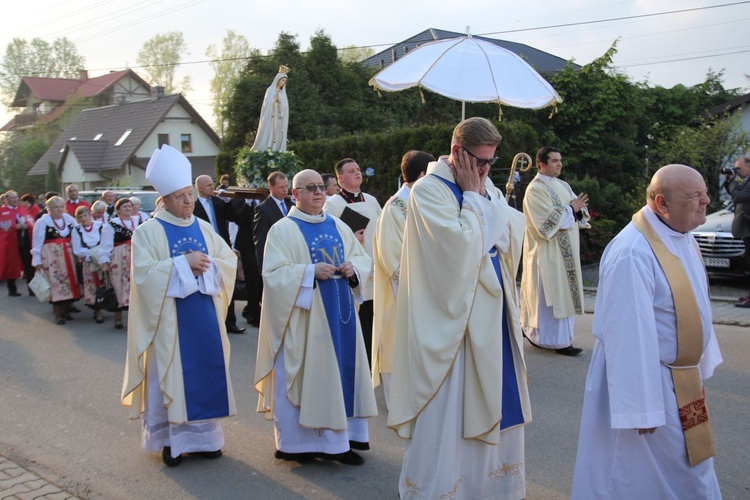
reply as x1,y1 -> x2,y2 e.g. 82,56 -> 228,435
653,212 -> 687,234
297,208 -> 324,217
339,188 -> 364,203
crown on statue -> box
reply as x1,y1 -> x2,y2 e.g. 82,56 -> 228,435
279,65 -> 290,75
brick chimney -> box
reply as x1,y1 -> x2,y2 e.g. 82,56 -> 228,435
79,70 -> 88,81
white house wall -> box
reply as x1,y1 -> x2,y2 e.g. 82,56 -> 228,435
60,152 -> 107,188
134,104 -> 219,158
112,76 -> 151,101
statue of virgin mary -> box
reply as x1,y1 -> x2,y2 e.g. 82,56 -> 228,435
251,65 -> 289,152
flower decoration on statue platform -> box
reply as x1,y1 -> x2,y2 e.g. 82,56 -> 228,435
234,146 -> 303,187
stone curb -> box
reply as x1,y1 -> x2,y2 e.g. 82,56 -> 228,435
0,457 -> 80,500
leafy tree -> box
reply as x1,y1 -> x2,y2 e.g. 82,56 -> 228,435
339,45 -> 375,64
206,30 -> 253,137
136,31 -> 192,94
0,37 -> 85,106
0,132 -> 51,194
651,112 -> 748,208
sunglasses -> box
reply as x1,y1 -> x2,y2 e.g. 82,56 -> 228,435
296,184 -> 327,193
463,148 -> 498,168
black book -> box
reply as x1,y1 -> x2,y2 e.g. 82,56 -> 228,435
339,206 -> 370,233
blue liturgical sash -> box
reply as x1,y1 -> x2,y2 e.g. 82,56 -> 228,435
291,215 -> 357,418
157,218 -> 229,421
431,174 -> 524,429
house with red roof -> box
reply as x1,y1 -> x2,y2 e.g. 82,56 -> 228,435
1,69 -> 151,131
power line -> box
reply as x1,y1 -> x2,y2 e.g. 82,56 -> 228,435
40,0 -> 161,39
6,1 -> 749,78
72,0 -> 206,43
20,0 -> 117,34
476,1 -> 750,37
619,48 -> 750,68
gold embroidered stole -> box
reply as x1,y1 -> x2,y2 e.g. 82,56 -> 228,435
632,210 -> 715,467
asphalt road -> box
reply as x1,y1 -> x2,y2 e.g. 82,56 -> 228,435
1,291 -> 748,499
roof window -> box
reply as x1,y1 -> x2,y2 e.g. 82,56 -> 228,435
115,129 -> 132,146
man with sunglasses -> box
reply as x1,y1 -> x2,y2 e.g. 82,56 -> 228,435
389,118 -> 530,499
255,169 -> 377,466
521,146 -> 590,356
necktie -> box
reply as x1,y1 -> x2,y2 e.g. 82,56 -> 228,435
279,200 -> 288,216
206,198 -> 219,233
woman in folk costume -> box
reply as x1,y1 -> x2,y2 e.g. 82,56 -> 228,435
71,205 -> 105,324
100,198 -> 139,329
121,144 -> 237,467
129,196 -> 150,225
250,66 -> 289,152
31,196 -> 81,325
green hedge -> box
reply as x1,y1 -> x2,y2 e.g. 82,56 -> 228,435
288,119 -> 540,204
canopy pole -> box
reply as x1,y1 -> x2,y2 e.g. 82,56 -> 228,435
462,101 -> 465,120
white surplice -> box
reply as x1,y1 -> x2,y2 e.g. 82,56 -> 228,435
572,206 -> 723,499
372,183 -> 411,406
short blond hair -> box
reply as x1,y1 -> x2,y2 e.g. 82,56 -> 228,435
451,117 -> 502,148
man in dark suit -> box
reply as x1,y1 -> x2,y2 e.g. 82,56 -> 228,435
253,172 -> 293,306
232,196 -> 262,327
724,152 -> 750,307
102,190 -> 116,218
194,175 -> 245,333
254,172 -> 293,298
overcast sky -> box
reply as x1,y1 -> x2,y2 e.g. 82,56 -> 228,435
2,0 -> 748,128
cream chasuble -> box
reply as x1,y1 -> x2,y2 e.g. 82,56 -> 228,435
388,160 -> 531,442
254,208 -> 377,430
121,210 -> 237,423
521,173 -> 589,325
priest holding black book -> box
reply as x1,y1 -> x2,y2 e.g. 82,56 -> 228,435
324,158 -> 381,367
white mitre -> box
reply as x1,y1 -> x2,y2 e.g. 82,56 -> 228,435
146,144 -> 192,196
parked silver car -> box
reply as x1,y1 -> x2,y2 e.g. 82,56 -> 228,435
78,189 -> 160,213
691,202 -> 747,277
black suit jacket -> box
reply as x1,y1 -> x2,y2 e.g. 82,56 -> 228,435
254,196 -> 293,270
729,176 -> 750,239
232,198 -> 256,251
193,195 -> 235,244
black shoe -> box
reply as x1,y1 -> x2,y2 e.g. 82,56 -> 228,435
274,450 -> 316,463
247,317 -> 260,327
349,440 -> 370,451
555,346 -> 583,356
226,324 -> 246,334
28,290 -> 35,297
8,291 -> 21,297
321,450 -> 364,466
69,306 -> 81,313
192,449 -> 222,459
162,447 -> 182,467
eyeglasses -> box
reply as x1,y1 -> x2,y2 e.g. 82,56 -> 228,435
463,148 -> 498,168
296,184 -> 327,193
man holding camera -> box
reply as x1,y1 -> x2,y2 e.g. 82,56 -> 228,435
723,152 -> 750,307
